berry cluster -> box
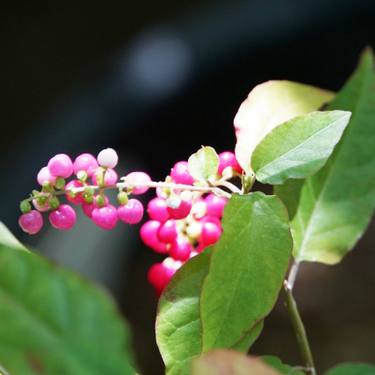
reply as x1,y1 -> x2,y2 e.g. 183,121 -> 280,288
19,148 -> 149,234
19,147 -> 242,297
145,152 -> 242,296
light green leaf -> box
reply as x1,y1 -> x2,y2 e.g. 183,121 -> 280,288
251,111 -> 351,184
234,80 -> 335,175
275,47 -> 375,264
188,147 -> 219,182
0,244 -> 136,375
325,363 -> 375,375
200,193 -> 292,351
0,222 -> 28,252
260,356 -> 305,375
191,350 -> 284,375
157,246 -> 263,375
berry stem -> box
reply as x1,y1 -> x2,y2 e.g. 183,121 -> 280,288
22,180 -> 232,205
281,280 -> 316,375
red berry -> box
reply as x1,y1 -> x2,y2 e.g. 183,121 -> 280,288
157,219 -> 177,243
169,235 -> 193,261
37,166 -> 57,186
199,221 -> 222,246
170,161 -> 195,184
148,197 -> 169,221
140,220 -> 168,253
82,194 -> 109,218
65,180 -> 85,204
118,199 -> 144,224
92,204 -> 118,229
218,151 -> 242,175
48,154 -> 73,178
205,194 -> 227,218
73,153 -> 98,177
49,204 -> 76,230
92,168 -> 118,185
19,210 -> 43,234
126,172 -> 151,195
167,199 -> 192,220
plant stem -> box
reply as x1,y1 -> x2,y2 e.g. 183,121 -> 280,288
287,260 -> 300,290
281,280 -> 316,375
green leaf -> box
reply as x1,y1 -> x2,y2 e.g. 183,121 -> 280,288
157,246 -> 213,375
275,47 -> 375,264
200,193 -> 292,351
188,147 -> 219,182
234,80 -> 335,175
157,246 -> 263,375
251,111 -> 351,184
191,350 -> 284,375
0,222 -> 28,252
260,356 -> 305,375
0,244 -> 136,375
325,363 -> 375,375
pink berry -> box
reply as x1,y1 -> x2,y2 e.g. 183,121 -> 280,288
140,220 -> 168,253
199,215 -> 221,227
49,204 -> 76,230
19,210 -> 43,234
118,199 -> 144,224
169,235 -> 193,261
92,204 -> 118,229
170,161 -> 195,184
126,172 -> 151,195
37,166 -> 57,186
82,194 -> 109,218
167,199 -> 192,220
148,197 -> 169,221
73,153 -> 99,177
92,168 -> 118,185
157,219 -> 177,243
47,154 -> 73,178
199,221 -> 222,246
32,197 -> 50,212
218,151 -> 242,175
65,180 -> 85,204
205,194 -> 227,218
97,148 -> 118,169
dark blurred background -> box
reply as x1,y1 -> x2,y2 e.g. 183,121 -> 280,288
1,1 -> 375,374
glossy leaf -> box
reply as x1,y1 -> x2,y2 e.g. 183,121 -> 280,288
251,111 -> 351,184
325,363 -> 375,375
200,193 -> 292,351
191,350 -> 283,375
0,244 -> 135,375
275,47 -> 375,264
188,147 -> 219,182
234,80 -> 335,175
157,246 -> 263,375
261,356 -> 305,375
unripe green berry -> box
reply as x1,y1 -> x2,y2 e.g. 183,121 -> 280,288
49,196 -> 60,210
117,191 -> 129,205
55,177 -> 66,189
20,201 -> 31,214
42,181 -> 53,192
96,194 -> 106,207
83,187 -> 95,203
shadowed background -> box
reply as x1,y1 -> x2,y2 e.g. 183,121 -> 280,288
1,1 -> 375,374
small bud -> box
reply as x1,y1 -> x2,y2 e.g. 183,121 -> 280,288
117,191 -> 129,205
20,201 -> 31,214
49,196 -> 60,210
77,170 -> 88,182
42,181 -> 53,192
55,177 -> 66,190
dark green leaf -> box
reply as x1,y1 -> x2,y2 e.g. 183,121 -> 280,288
275,47 -> 375,264
325,363 -> 375,375
200,193 -> 292,351
251,111 -> 350,184
0,244 -> 135,375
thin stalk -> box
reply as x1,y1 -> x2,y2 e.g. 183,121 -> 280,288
281,281 -> 316,375
287,260 -> 301,290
